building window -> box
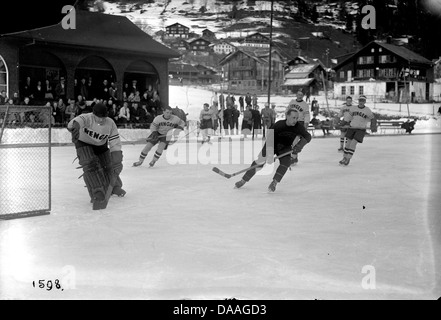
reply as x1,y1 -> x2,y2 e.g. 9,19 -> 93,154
379,55 -> 397,64
0,56 -> 8,95
357,69 -> 375,78
358,56 -> 374,65
350,86 -> 355,95
341,86 -> 346,95
340,71 -> 345,79
359,86 -> 364,95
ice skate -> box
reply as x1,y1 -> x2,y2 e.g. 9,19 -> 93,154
149,160 -> 156,167
339,158 -> 346,165
342,158 -> 350,166
234,179 -> 246,189
268,180 -> 277,192
133,160 -> 144,167
112,186 -> 126,197
338,148 -> 344,152
290,156 -> 298,166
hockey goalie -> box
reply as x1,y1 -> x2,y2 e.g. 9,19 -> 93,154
67,103 -> 126,210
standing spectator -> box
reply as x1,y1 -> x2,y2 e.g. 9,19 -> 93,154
212,92 -> 218,108
101,79 -> 110,101
12,92 -> 20,105
210,103 -> 219,134
219,92 -> 225,109
311,97 -> 319,116
44,79 -> 54,100
152,90 -> 161,112
65,99 -> 76,122
238,95 -> 244,112
55,77 -> 67,103
199,103 -> 214,144
74,78 -> 80,99
306,90 -> 311,103
251,105 -> 262,139
339,95 -> 374,166
118,101 -> 131,126
270,104 -> 277,126
0,90 -> 8,104
109,82 -> 117,101
79,78 -> 88,100
223,106 -> 233,135
53,100 -> 63,127
232,105 -> 240,135
87,77 -> 95,100
131,80 -> 138,94
123,83 -> 131,98
226,93 -> 233,109
34,81 -> 45,104
252,93 -> 258,107
261,103 -> 272,138
241,105 -> 253,139
245,92 -> 252,107
22,76 -> 34,100
145,84 -> 154,101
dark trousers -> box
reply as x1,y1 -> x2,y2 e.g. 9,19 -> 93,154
242,144 -> 291,183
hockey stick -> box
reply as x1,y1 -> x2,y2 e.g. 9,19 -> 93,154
212,136 -> 301,179
212,149 -> 293,179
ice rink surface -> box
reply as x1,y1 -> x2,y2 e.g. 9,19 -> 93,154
1,133 -> 440,300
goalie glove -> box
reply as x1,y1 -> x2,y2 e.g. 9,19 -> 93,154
68,120 -> 81,144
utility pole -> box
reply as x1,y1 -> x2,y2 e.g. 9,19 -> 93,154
267,0 -> 274,107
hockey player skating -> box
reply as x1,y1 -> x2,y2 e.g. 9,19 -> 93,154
339,95 -> 374,166
67,103 -> 125,210
133,106 -> 186,167
286,91 -> 311,165
338,96 -> 353,152
234,109 -> 311,192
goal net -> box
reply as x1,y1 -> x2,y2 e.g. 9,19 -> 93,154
0,105 -> 52,219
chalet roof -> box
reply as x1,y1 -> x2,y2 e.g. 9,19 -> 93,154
187,37 -> 211,45
283,78 -> 314,87
219,49 -> 267,66
285,64 -> 322,79
2,11 -> 179,58
334,40 -> 432,70
378,42 -> 432,64
166,22 -> 189,29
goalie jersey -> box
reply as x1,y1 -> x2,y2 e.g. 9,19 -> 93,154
150,114 -> 186,135
67,113 -> 121,152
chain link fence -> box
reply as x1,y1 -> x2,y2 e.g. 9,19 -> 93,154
0,105 -> 51,219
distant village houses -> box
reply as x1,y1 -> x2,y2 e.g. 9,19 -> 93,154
333,40 -> 437,102
165,22 -> 190,39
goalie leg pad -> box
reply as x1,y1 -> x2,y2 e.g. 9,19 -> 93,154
76,146 -> 108,202
97,150 -> 113,186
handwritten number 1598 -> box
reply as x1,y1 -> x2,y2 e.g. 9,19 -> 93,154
32,280 -> 63,291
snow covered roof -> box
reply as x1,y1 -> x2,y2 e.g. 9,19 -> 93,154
282,78 -> 315,86
2,11 -> 180,58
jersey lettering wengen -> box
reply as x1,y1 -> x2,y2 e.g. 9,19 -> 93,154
348,105 -> 374,129
151,114 -> 186,135
68,113 -> 121,152
286,99 -> 310,123
339,103 -> 352,122
200,109 -> 214,121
